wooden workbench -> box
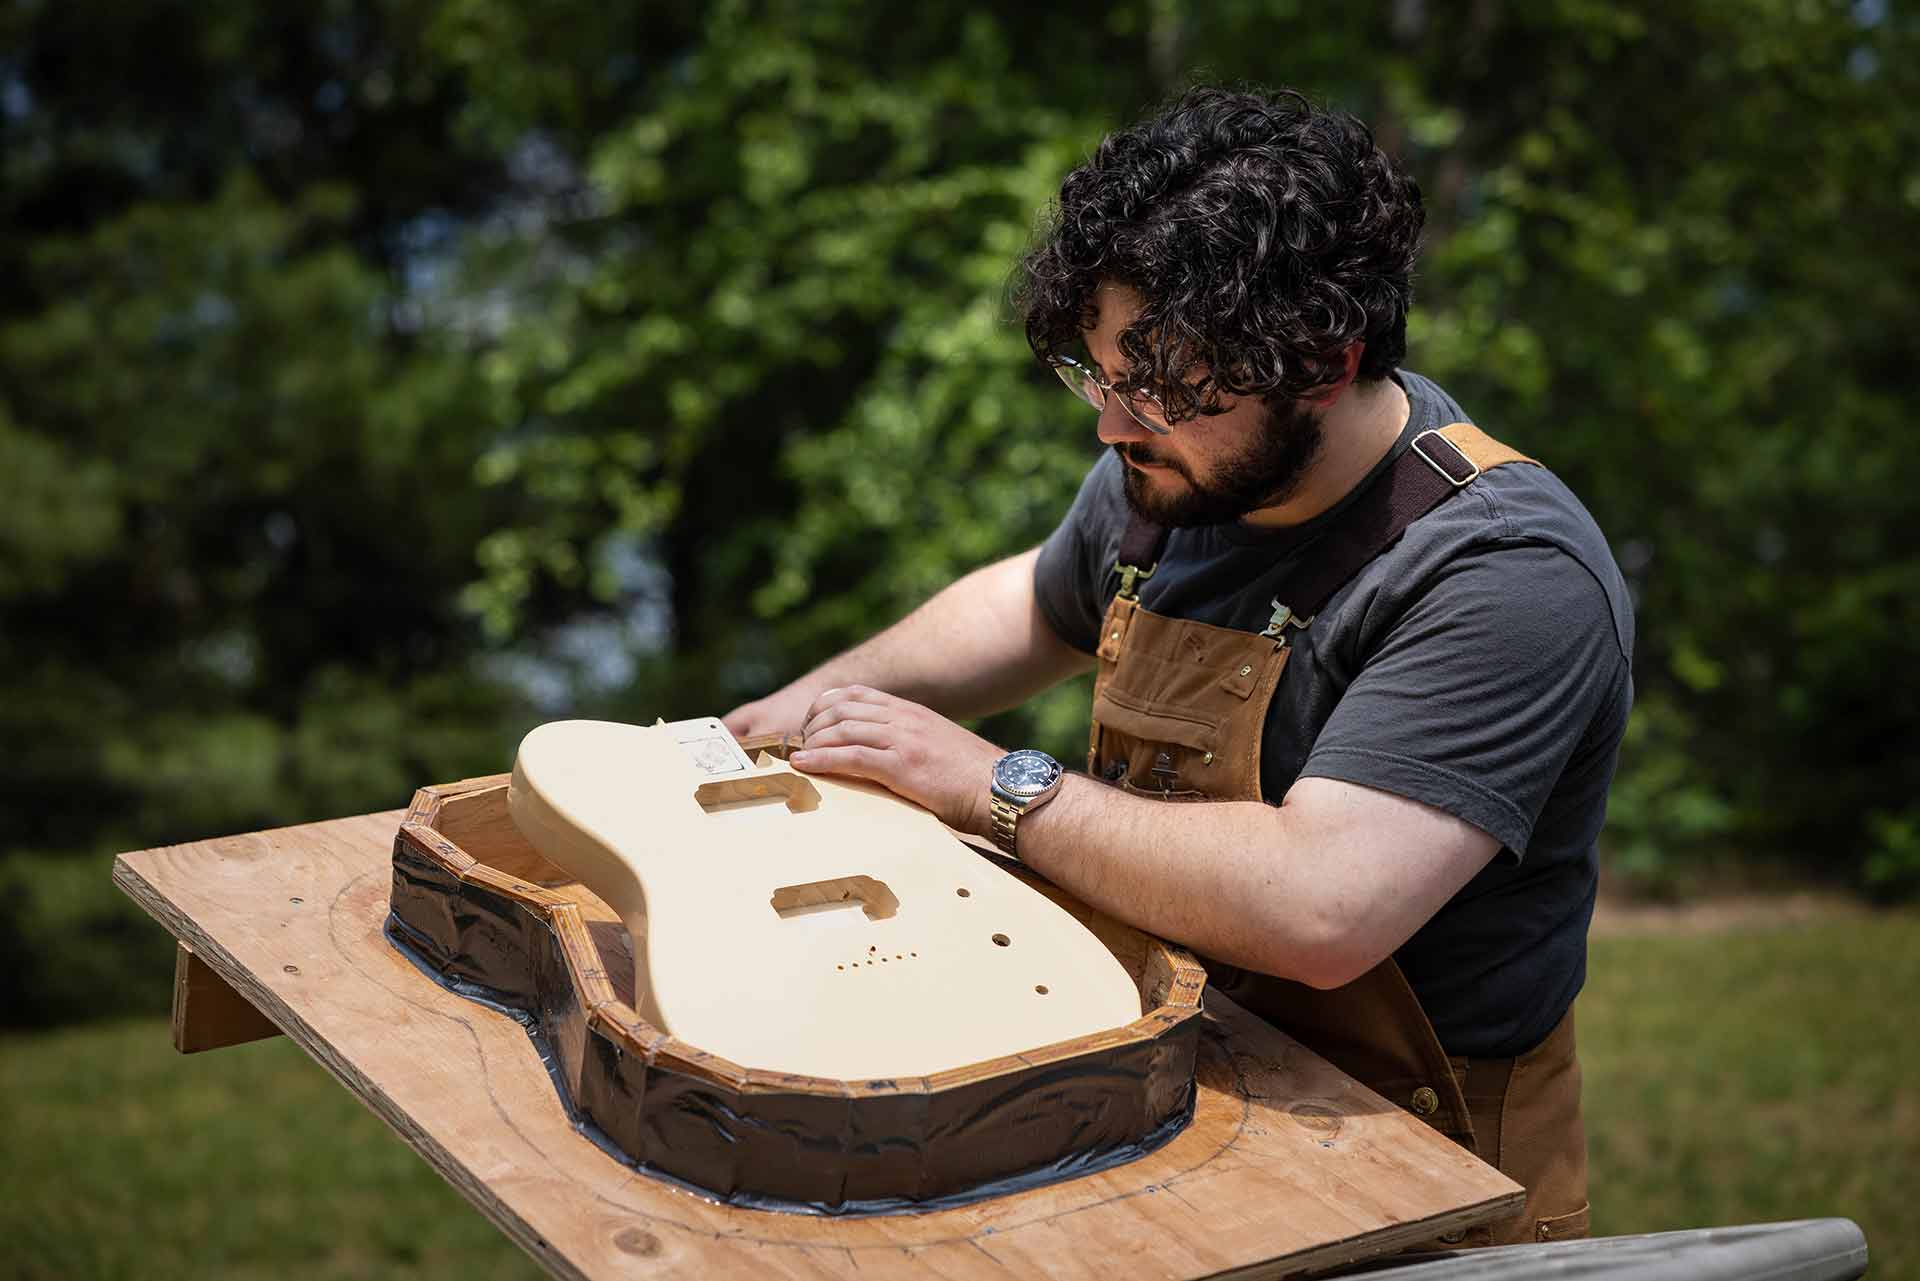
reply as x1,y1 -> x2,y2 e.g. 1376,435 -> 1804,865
113,808 -> 1523,1281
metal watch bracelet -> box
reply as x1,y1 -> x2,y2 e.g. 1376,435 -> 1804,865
988,795 -> 1025,858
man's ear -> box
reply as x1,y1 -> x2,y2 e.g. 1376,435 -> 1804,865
1307,342 -> 1366,405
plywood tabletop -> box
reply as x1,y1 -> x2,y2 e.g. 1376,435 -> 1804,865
113,810 -> 1523,1281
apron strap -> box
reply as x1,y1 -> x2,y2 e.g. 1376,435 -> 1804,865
1108,423 -> 1535,613
1114,511 -> 1169,601
1285,423 -> 1538,616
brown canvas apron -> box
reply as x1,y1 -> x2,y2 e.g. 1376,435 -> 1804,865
1087,423 -> 1590,1247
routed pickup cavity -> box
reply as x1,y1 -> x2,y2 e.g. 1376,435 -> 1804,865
696,773 -> 822,814
771,875 -> 899,921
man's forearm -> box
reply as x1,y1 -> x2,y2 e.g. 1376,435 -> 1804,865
1010,775 -> 1494,990
732,547 -> 1091,734
1010,776 -> 1348,986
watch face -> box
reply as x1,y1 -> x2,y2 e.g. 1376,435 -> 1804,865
995,749 -> 1062,799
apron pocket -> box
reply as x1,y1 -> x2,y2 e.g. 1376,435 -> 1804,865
1117,777 -> 1210,803
1093,686 -> 1219,753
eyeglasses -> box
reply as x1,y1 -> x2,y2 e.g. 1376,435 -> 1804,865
1048,354 -> 1175,435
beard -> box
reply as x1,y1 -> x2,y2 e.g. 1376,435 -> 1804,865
1116,398 -> 1326,527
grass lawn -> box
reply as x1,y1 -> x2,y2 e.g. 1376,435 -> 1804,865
1581,909 -> 1918,1277
4,910 -> 1914,1280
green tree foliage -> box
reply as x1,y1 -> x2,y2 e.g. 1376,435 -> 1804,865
1396,0 -> 1920,896
4,0 -> 1916,1024
0,1 -> 539,1022
447,0 -> 1920,894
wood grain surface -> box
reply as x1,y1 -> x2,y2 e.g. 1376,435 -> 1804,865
113,810 -> 1523,1281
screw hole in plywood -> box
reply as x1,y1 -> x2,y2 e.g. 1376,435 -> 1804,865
1035,984 -> 1049,995
992,933 -> 1010,947
956,887 -> 970,897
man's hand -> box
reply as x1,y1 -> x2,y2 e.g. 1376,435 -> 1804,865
721,686 -> 817,741
789,685 -> 1004,837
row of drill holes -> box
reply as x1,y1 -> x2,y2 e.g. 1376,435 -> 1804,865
829,893 -> 1021,977
833,940 -> 1045,993
837,952 -> 916,970
833,931 -> 1011,967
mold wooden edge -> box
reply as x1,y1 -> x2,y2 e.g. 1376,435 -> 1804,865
1141,937 -> 1209,1011
405,774 -> 510,823
457,854 -> 576,913
547,904 -> 620,1015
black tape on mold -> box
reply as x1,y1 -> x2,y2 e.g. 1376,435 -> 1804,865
386,810 -> 1202,1216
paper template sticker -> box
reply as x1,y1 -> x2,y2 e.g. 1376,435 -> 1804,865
666,718 -> 755,777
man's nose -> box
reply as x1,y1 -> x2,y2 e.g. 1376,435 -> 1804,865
1095,396 -> 1157,447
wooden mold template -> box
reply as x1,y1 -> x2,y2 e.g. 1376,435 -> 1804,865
387,732 -> 1210,1213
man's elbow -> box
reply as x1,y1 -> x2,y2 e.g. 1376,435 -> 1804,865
1242,910 -> 1384,992
1289,944 -> 1379,991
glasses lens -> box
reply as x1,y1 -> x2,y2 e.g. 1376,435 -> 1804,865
1053,361 -> 1104,411
1121,390 -> 1173,435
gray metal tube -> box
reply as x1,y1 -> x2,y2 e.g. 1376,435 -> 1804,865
1333,1219 -> 1868,1281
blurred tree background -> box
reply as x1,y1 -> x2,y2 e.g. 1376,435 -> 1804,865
3,0 -> 1916,1028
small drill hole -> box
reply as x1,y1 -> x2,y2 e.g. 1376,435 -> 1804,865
837,964 -> 845,970
894,954 -> 904,960
880,956 -> 888,962
991,933 -> 1010,947
1035,984 -> 1049,995
956,887 -> 971,898
910,951 -> 918,957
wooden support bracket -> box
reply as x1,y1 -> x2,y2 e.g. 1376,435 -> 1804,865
171,940 -> 283,1054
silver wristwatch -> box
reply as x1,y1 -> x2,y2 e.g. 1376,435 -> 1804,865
988,749 -> 1065,859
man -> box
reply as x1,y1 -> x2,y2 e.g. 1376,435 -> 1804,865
724,86 -> 1631,1247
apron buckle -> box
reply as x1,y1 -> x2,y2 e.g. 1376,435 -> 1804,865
1259,598 -> 1314,641
1116,561 -> 1157,601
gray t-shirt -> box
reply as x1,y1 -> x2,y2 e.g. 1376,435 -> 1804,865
1034,370 -> 1634,1058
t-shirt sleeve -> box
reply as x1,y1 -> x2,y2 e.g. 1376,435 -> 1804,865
1033,451 -> 1127,654
1296,540 -> 1629,859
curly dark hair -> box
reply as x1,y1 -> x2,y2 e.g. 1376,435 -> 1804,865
1018,86 -> 1424,422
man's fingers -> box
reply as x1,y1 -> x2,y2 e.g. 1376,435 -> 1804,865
789,743 -> 889,780
800,698 -> 893,742
798,718 -> 893,752
801,685 -> 861,731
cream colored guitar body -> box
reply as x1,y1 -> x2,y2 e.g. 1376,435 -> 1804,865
506,719 -> 1142,1081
